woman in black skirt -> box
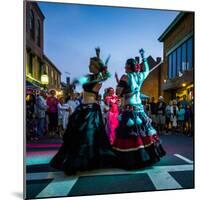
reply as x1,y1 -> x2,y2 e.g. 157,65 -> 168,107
50,48 -> 115,174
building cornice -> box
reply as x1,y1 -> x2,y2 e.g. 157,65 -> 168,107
166,32 -> 193,56
43,54 -> 62,75
158,12 -> 187,42
32,2 -> 45,20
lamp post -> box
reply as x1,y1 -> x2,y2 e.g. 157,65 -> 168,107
41,72 -> 49,90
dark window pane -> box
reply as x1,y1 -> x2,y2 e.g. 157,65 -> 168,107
187,37 -> 193,70
168,54 -> 172,79
181,43 -> 187,71
29,54 -> 33,75
37,20 -> 41,47
30,10 -> 34,40
177,47 -> 181,76
172,51 -> 176,78
38,61 -> 42,81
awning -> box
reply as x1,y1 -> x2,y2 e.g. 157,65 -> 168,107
26,80 -> 40,89
26,80 -> 40,94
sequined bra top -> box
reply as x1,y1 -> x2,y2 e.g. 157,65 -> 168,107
118,73 -> 145,105
82,74 -> 102,104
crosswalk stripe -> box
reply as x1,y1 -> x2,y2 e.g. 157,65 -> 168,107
174,154 -> 194,164
36,176 -> 78,198
27,164 -> 193,181
147,171 -> 182,190
26,153 -> 194,197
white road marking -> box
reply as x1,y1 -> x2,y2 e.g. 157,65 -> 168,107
36,176 -> 78,198
26,171 -> 64,181
27,164 -> 193,181
147,171 -> 182,190
27,154 -> 194,197
174,154 -> 194,164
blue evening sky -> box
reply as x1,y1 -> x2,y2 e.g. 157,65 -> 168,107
38,2 -> 179,93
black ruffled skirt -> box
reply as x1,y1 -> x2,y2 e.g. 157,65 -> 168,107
50,103 -> 116,174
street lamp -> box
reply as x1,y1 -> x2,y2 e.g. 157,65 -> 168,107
41,72 -> 49,89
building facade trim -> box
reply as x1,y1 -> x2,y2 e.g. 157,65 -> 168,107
166,32 -> 194,56
162,70 -> 193,90
158,12 -> 186,42
43,55 -> 62,75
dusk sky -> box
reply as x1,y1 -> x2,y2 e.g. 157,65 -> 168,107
38,2 -> 179,94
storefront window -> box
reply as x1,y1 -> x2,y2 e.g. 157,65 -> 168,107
172,51 -> 176,78
187,37 -> 193,70
177,47 -> 181,76
181,42 -> 187,71
167,36 -> 193,78
168,54 -> 173,79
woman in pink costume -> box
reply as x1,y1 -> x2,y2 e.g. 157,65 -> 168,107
105,87 -> 119,145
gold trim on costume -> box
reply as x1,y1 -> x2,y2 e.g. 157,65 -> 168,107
112,142 -> 153,152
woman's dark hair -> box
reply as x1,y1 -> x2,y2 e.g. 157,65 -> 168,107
126,58 -> 136,71
90,57 -> 104,70
107,87 -> 114,93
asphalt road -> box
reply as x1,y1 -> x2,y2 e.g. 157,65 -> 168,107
26,134 -> 194,199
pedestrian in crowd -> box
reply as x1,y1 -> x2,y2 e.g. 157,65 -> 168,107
36,90 -> 48,138
75,92 -> 82,105
176,96 -> 181,107
165,100 -> 172,134
177,104 -> 186,134
57,97 -> 72,137
170,100 -> 178,133
66,93 -> 79,114
180,95 -> 188,108
156,96 -> 166,134
46,90 -> 59,137
149,97 -> 157,128
26,93 -> 37,141
185,104 -> 193,136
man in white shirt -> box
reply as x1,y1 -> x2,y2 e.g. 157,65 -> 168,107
36,90 -> 48,137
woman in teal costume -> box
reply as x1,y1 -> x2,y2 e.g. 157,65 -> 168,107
50,48 -> 116,175
113,49 -> 166,169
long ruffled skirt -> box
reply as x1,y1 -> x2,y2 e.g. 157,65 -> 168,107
50,103 -> 116,174
112,105 -> 166,169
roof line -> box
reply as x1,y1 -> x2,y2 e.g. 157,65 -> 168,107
43,54 -> 62,74
149,61 -> 163,73
158,12 -> 186,42
33,2 -> 45,19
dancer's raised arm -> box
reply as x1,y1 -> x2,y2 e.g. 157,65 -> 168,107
139,48 -> 149,80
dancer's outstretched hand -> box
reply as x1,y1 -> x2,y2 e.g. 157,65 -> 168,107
139,48 -> 145,58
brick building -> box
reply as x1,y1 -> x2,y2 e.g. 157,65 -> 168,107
25,1 -> 61,91
158,12 -> 194,102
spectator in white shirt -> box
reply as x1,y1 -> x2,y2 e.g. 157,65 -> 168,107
57,97 -> 72,136
36,90 -> 48,137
